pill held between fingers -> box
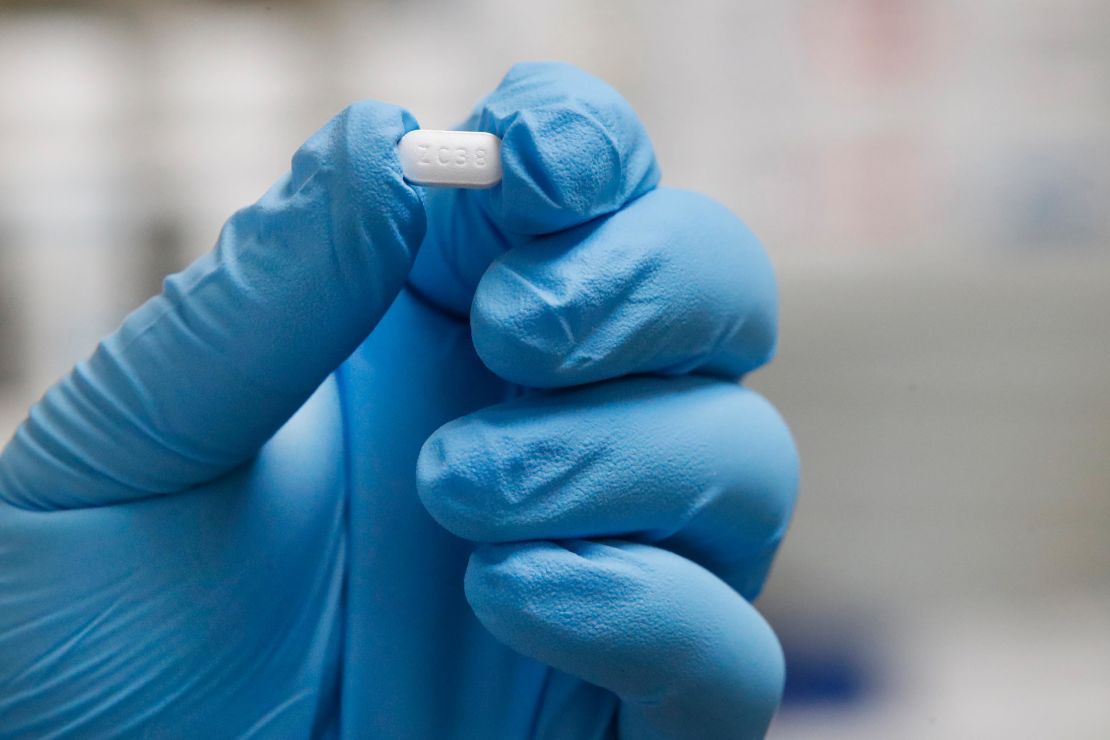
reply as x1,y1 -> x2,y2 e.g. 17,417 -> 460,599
398,130 -> 502,189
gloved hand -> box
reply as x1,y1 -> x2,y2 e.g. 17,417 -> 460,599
0,62 -> 797,739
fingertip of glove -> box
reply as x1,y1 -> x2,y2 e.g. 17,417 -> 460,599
414,427 -> 463,533
469,188 -> 783,387
474,61 -> 660,235
416,423 -> 510,543
469,261 -> 581,388
291,101 -> 427,262
463,543 -> 535,632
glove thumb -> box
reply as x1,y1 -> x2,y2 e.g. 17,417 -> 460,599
0,101 -> 425,510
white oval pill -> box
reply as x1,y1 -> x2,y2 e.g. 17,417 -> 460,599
398,129 -> 502,188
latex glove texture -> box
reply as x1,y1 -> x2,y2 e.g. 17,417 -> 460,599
0,62 -> 797,739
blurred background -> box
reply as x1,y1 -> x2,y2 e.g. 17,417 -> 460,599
1,0 -> 1108,736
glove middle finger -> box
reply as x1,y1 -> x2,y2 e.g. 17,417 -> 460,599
416,375 -> 798,600
471,187 -> 778,388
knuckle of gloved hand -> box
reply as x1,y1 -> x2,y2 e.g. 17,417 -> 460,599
497,107 -> 624,232
469,211 -> 675,386
462,543 -> 573,644
470,188 -> 781,386
416,419 -> 532,543
463,541 -> 629,643
478,62 -> 659,234
469,251 -> 605,387
463,543 -> 549,613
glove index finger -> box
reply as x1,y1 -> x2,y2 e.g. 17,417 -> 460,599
408,61 -> 660,316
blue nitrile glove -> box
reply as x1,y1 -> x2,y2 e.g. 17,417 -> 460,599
0,62 -> 797,739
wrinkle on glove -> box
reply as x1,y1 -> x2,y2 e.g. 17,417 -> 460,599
408,61 -> 661,317
0,104 -> 424,511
